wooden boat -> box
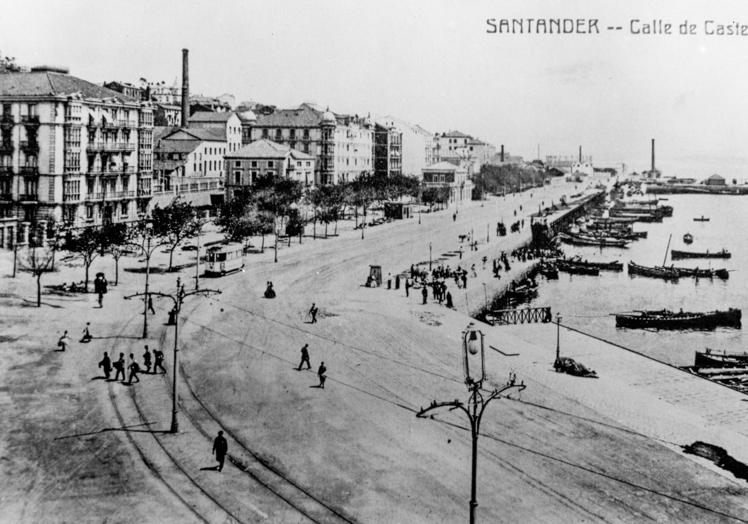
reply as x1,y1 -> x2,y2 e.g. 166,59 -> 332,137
693,216 -> 710,222
683,233 -> 693,244
557,260 -> 600,276
671,248 -> 731,260
538,262 -> 558,279
563,257 -> 623,272
694,348 -> 748,369
670,266 -> 729,280
558,232 -> 630,248
615,308 -> 741,330
628,261 -> 679,281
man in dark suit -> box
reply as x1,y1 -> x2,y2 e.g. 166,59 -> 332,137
212,430 -> 228,472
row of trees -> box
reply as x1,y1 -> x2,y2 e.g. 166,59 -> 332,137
216,172 -> 421,250
473,164 -> 549,196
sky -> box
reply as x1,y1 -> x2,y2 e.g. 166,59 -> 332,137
3,0 -> 748,177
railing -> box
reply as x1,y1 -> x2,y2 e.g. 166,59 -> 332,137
65,114 -> 82,124
21,115 -> 40,124
92,190 -> 136,200
0,165 -> 12,174
19,166 -> 38,175
18,193 -> 37,201
19,140 -> 39,152
0,114 -> 14,125
87,142 -> 105,152
63,193 -> 81,202
0,192 -> 12,201
137,187 -> 152,197
0,142 -> 11,153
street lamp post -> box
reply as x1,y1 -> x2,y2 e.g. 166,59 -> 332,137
555,313 -> 562,362
429,242 -> 432,271
125,277 -> 221,433
416,323 -> 526,524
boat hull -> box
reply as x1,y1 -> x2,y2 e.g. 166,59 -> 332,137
615,308 -> 741,330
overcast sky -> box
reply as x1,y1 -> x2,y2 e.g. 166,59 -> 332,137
4,0 -> 748,176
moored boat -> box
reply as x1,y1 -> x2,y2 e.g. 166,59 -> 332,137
671,248 -> 731,260
558,232 -> 630,248
557,260 -> 600,276
694,348 -> 748,369
683,233 -> 693,244
615,308 -> 741,330
562,257 -> 623,271
628,261 -> 679,281
670,266 -> 729,280
693,216 -> 710,222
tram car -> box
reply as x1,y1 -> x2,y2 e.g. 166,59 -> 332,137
205,242 -> 245,276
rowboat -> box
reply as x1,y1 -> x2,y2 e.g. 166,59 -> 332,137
671,248 -> 731,260
628,261 -> 679,281
693,216 -> 710,222
558,232 -> 630,248
557,260 -> 600,276
683,233 -> 693,244
615,308 -> 741,330
562,257 -> 623,272
670,266 -> 729,280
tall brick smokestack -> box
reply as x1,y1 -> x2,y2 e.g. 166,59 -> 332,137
651,138 -> 655,172
500,145 -> 504,162
181,48 -> 189,128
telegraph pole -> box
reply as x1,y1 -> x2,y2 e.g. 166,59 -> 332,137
125,277 -> 221,433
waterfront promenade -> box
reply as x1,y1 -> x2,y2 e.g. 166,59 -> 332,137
3,178 -> 748,522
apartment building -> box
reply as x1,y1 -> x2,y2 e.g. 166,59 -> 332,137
0,66 -> 154,247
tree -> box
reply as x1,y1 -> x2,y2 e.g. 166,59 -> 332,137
0,52 -> 21,73
63,226 -> 105,291
151,198 -> 200,271
19,246 -> 55,307
101,222 -> 130,286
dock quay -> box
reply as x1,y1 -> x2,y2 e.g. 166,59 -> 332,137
530,189 -> 607,240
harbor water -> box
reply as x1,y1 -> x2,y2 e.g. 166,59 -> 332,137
525,193 -> 748,367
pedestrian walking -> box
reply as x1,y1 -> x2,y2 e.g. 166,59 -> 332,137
98,351 -> 112,380
395,274 -> 400,290
153,348 -> 166,374
143,345 -> 152,373
57,331 -> 70,352
446,291 -> 453,309
212,430 -> 228,472
308,303 -> 319,324
80,322 -> 92,343
113,353 -> 126,382
421,285 -> 428,305
405,278 -> 410,297
127,353 -> 140,384
147,295 -> 156,315
297,343 -> 311,370
452,212 -> 456,222
317,362 -> 327,389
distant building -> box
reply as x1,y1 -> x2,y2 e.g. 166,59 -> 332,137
704,174 -> 726,186
152,127 -> 226,210
433,130 -> 472,164
373,122 -> 402,178
189,95 -> 231,114
103,81 -> 145,101
224,139 -> 316,200
421,161 -> 474,204
247,103 -> 374,185
188,111 -> 243,153
571,161 -> 594,176
378,116 -> 434,179
0,67 -> 154,246
153,103 -> 181,126
149,80 -> 181,105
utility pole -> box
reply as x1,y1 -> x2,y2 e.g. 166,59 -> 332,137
555,313 -> 562,362
125,277 -> 220,433
429,242 -> 432,271
194,220 -> 201,291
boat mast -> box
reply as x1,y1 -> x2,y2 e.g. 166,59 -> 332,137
663,233 -> 672,266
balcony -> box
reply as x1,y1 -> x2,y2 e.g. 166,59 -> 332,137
64,114 -> 82,124
0,142 -> 12,154
86,142 -> 105,152
63,193 -> 81,202
93,190 -> 136,201
1,114 -> 14,127
137,187 -> 152,197
0,165 -> 11,175
21,115 -> 40,125
19,141 -> 39,154
18,193 -> 37,202
0,193 -> 12,202
19,166 -> 38,175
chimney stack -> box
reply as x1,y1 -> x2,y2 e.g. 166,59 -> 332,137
181,49 -> 189,128
500,145 -> 504,162
651,138 -> 655,172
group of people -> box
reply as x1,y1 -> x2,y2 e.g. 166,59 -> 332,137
98,345 -> 166,385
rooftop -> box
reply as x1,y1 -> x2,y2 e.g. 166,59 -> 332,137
423,161 -> 466,172
0,71 -> 139,103
189,111 -> 236,123
226,138 -> 314,160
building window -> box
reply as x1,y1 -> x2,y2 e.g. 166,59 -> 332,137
267,161 -> 274,168
251,161 -> 257,168
121,201 -> 128,216
303,129 -> 309,139
234,172 -> 241,185
234,160 -> 241,168
275,129 -> 282,141
262,128 -> 269,138
289,129 -> 295,139
86,205 -> 94,219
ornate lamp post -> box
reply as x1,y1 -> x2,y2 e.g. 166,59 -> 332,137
417,323 -> 526,524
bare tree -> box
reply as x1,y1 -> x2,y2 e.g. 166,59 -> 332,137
18,246 -> 55,307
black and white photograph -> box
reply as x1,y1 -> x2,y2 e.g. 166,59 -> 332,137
3,1 -> 748,522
